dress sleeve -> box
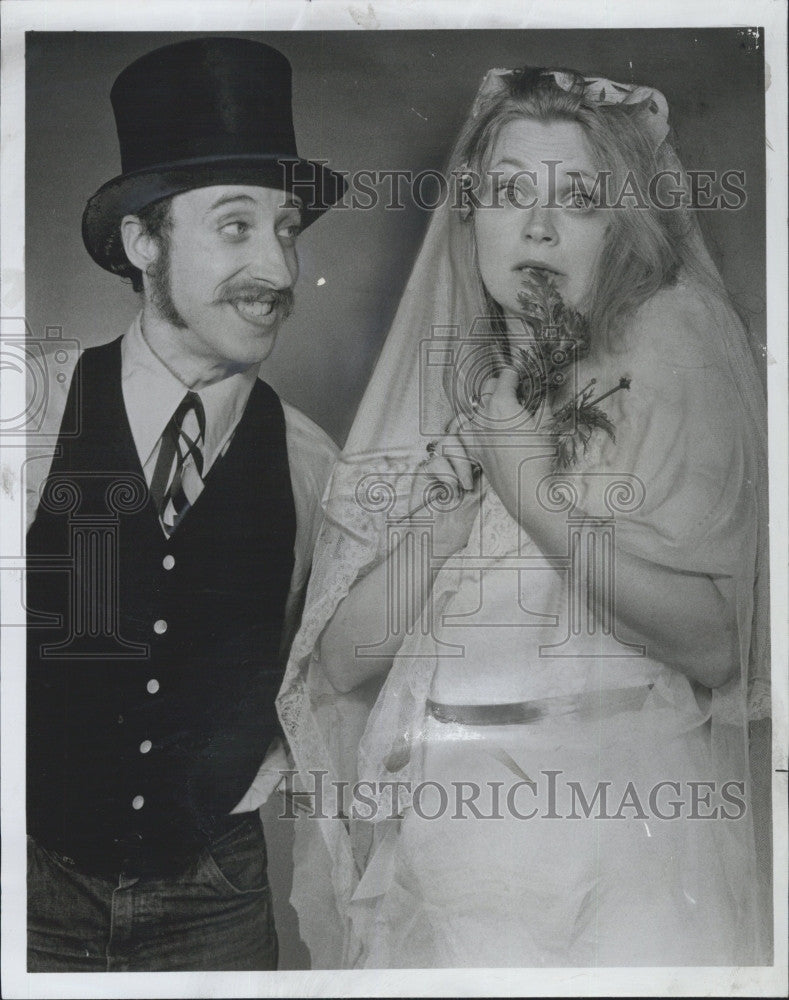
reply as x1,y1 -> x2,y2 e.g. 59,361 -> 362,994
281,400 -> 340,616
593,287 -> 759,581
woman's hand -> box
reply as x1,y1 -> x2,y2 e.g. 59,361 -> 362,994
436,366 -> 555,532
406,449 -> 482,556
319,441 -> 483,696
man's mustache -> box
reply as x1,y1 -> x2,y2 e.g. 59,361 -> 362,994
217,284 -> 295,319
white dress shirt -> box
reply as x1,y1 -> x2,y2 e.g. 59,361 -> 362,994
26,315 -> 339,812
121,316 -> 259,497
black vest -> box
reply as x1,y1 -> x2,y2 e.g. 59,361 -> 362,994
26,338 -> 296,870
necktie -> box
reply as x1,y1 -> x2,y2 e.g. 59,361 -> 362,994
149,391 -> 206,535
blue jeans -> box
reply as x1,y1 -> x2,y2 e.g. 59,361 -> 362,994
27,813 -> 278,971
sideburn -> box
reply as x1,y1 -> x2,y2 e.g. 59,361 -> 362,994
146,233 -> 188,329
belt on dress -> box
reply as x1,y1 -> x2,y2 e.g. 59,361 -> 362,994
426,684 -> 653,727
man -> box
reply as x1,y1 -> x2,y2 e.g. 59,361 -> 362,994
25,36 -> 344,971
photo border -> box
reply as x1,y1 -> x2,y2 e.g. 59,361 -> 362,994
1,1 -> 786,997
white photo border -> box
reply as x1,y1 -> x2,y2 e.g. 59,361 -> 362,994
1,1 -> 786,997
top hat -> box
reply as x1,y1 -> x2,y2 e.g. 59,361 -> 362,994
82,37 -> 347,274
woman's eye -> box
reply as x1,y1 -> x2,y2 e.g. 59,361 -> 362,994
566,191 -> 595,210
490,177 -> 538,207
484,175 -> 510,196
496,177 -> 518,196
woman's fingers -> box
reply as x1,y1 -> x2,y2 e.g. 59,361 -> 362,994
426,446 -> 475,493
410,454 -> 460,510
478,372 -> 501,399
459,368 -> 522,424
442,417 -> 482,481
435,366 -> 526,484
477,367 -> 524,424
426,452 -> 463,486
494,366 -> 521,396
438,437 -> 477,491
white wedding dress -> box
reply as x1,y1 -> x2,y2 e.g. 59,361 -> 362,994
343,284 -> 764,967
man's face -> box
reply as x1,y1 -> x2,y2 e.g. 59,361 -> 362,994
147,185 -> 301,374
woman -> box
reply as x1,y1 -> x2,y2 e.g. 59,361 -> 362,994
277,67 -> 770,968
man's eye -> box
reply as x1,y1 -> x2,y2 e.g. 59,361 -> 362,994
220,220 -> 250,237
277,223 -> 301,241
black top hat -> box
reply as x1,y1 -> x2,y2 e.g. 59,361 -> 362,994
82,37 -> 346,274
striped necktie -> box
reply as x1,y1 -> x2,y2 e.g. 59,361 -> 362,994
149,391 -> 206,535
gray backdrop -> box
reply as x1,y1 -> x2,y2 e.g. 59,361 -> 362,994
25,28 -> 766,970
27,29 -> 765,446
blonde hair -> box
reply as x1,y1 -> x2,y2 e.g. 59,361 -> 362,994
450,67 -> 708,350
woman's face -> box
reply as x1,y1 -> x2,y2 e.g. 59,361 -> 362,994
473,117 -> 609,321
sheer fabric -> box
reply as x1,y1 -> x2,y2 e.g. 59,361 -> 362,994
276,68 -> 770,968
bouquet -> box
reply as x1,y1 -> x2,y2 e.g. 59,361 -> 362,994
513,267 -> 629,470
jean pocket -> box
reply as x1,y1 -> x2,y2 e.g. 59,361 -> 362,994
202,816 -> 269,895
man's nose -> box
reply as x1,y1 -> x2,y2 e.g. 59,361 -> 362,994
520,205 -> 558,244
248,229 -> 296,289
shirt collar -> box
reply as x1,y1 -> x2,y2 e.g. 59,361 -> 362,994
121,314 -> 259,470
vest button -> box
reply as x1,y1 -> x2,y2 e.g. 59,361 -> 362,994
162,555 -> 175,571
146,679 -> 160,694
153,619 -> 168,635
139,740 -> 153,754
132,795 -> 145,810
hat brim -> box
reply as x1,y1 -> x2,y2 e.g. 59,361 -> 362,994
82,155 -> 346,274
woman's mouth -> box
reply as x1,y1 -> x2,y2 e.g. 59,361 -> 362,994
515,263 -> 562,278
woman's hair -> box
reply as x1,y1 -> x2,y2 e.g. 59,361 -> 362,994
450,67 -> 709,349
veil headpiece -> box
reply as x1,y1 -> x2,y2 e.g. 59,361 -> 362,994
470,67 -> 670,148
